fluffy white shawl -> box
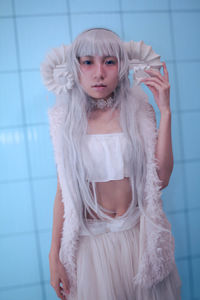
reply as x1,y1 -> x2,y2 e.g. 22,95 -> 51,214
48,96 -> 175,299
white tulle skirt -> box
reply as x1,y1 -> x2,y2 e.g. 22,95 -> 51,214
76,218 -> 182,300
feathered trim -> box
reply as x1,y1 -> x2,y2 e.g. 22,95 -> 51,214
132,101 -> 175,288
48,104 -> 79,299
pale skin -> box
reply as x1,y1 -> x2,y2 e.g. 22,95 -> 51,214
49,57 -> 173,298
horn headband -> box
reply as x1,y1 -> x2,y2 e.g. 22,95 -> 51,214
40,40 -> 163,95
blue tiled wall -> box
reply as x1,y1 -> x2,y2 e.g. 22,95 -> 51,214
0,0 -> 199,299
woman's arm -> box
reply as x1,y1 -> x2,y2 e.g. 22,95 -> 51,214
49,175 -> 64,260
155,109 -> 173,189
49,175 -> 70,299
141,62 -> 173,189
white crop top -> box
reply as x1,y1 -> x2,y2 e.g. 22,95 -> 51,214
82,132 -> 131,182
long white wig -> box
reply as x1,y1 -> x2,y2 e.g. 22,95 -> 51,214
60,28 -> 148,236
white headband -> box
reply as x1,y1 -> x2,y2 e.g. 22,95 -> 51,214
40,40 -> 163,95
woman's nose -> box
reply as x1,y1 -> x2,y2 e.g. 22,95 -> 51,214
94,63 -> 105,79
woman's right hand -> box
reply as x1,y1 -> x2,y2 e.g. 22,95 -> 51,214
49,254 -> 70,299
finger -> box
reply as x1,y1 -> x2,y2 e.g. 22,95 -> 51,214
142,81 -> 162,92
54,281 -> 65,299
144,68 -> 165,83
60,287 -> 68,300
61,278 -> 70,295
162,61 -> 169,81
141,77 -> 163,86
145,84 -> 156,94
55,288 -> 64,299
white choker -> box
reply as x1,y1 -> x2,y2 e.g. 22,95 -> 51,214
88,96 -> 116,110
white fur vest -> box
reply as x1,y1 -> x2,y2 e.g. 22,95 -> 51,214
48,96 -> 175,300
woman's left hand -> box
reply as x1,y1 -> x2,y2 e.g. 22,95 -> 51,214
140,61 -> 171,113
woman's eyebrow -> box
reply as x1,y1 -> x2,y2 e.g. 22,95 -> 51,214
82,55 -> 93,58
104,56 -> 116,58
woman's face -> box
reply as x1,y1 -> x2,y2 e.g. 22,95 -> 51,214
78,55 -> 119,100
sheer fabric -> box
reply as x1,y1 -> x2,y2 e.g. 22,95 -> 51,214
75,132 -> 182,300
77,221 -> 181,300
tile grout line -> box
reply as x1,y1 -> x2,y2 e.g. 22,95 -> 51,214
118,0 -> 125,40
1,8 -> 200,19
66,0 -> 73,42
11,1 -> 47,299
0,279 -> 51,293
168,0 -> 194,298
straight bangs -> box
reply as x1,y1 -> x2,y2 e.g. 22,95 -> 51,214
69,28 -> 129,82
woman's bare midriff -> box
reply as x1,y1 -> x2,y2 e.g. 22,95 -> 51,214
85,177 -> 133,220
85,108 -> 134,220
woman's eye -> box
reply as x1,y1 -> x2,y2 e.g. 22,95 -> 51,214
83,60 -> 92,65
105,60 -> 116,65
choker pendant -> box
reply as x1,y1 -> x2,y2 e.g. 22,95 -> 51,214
89,96 -> 116,110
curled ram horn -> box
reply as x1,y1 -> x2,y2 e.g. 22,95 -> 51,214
124,40 -> 163,86
40,44 -> 74,95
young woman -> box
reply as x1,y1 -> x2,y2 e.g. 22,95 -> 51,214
41,28 -> 182,300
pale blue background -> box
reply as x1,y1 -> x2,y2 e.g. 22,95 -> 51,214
0,0 -> 200,299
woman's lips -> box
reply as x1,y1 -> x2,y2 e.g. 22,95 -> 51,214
92,84 -> 107,91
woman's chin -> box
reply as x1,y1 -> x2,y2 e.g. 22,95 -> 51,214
89,92 -> 113,100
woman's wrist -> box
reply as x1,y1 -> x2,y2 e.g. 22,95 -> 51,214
49,247 -> 60,262
160,107 -> 171,116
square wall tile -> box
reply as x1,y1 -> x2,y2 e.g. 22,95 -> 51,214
162,163 -> 186,212
188,209 -> 200,256
176,61 -> 200,111
171,0 -> 200,10
0,285 -> 43,300
0,128 -> 29,181
14,0 -> 68,15
17,15 -> 71,69
69,0 -> 120,12
192,257 -> 200,298
176,259 -> 191,300
0,0 -> 13,16
0,18 -> 18,71
33,177 -> 57,230
44,282 -> 58,300
71,13 -> 122,40
121,0 -> 169,10
167,212 -> 188,258
185,161 -> 200,210
172,12 -> 200,60
0,73 -> 23,127
26,125 -> 56,177
122,13 -> 173,61
21,70 -> 55,124
0,181 -> 35,235
181,112 -> 200,160
0,234 -> 41,288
